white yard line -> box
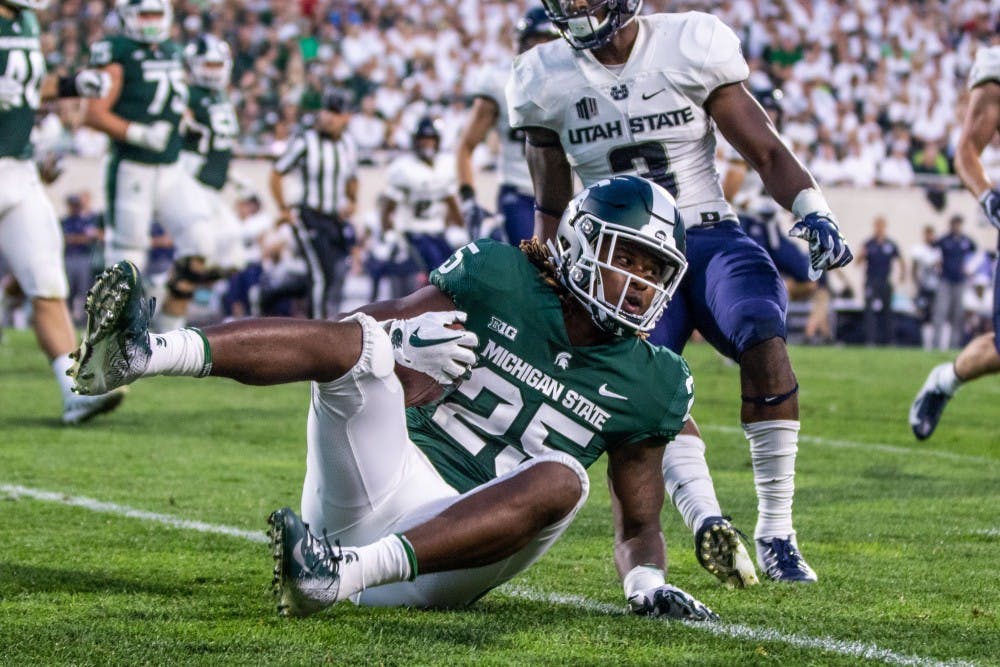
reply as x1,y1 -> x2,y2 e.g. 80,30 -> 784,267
704,424 -> 996,466
1,483 -> 976,667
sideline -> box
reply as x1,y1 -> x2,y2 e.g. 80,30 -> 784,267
2,483 -> 976,667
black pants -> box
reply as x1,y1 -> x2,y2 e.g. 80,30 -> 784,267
863,281 -> 894,345
292,208 -> 354,319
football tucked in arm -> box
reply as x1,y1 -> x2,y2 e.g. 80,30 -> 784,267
387,314 -> 478,407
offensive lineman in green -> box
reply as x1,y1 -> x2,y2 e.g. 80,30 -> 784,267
0,0 -> 128,423
70,176 -> 719,620
179,34 -> 245,275
84,0 -> 215,332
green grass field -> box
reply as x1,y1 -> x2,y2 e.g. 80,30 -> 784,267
1,329 -> 997,666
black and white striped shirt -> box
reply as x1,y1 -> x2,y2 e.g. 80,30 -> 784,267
274,128 -> 358,216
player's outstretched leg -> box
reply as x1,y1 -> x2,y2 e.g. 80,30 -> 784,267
909,362 -> 956,440
695,516 -> 759,588
70,260 -> 153,395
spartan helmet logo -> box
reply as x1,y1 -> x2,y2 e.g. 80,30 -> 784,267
554,352 -> 572,370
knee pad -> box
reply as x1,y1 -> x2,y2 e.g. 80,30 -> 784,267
731,298 -> 786,358
523,451 -> 591,509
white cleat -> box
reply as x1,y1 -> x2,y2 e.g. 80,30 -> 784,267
62,387 -> 128,425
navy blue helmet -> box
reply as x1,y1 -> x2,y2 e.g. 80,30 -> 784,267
516,6 -> 559,53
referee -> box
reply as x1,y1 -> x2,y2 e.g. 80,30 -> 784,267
270,88 -> 359,319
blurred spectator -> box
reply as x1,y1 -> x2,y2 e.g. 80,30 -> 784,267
932,215 -> 977,349
60,192 -> 100,324
858,216 -> 905,346
911,141 -> 952,211
347,94 -> 388,166
910,224 -> 942,349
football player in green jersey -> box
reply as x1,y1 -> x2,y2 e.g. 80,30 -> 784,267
179,34 -> 245,276
71,176 -> 720,619
0,0 -> 126,424
83,0 -> 217,332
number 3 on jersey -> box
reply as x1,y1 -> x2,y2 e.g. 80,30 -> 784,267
608,141 -> 678,197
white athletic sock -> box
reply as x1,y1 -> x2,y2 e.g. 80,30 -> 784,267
744,420 -> 800,540
145,328 -> 212,378
52,353 -> 76,400
337,534 -> 415,601
153,312 -> 186,333
662,434 -> 723,532
934,363 -> 961,395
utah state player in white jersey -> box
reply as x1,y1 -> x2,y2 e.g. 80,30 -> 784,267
71,176 -> 719,621
456,6 -> 559,245
909,42 -> 1000,440
509,0 -> 854,585
0,0 -> 125,424
382,118 -> 467,272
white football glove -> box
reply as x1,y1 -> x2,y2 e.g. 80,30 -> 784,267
627,584 -> 719,621
387,311 -> 478,385
74,70 -> 111,98
124,120 -> 173,152
444,225 -> 471,250
0,75 -> 22,111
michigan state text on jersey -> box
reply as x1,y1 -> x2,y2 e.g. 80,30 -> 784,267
409,239 -> 693,493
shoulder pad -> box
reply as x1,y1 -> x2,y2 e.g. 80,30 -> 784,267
969,46 -> 1000,90
664,12 -> 749,106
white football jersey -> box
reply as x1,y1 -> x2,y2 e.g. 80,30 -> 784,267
468,62 -> 533,193
384,153 -> 457,235
508,12 -> 749,229
969,45 -> 1000,90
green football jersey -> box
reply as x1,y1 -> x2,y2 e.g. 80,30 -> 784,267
182,85 -> 238,190
89,35 -> 186,164
408,240 -> 694,493
0,10 -> 43,160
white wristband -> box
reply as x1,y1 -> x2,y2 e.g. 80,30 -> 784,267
791,187 -> 833,219
623,565 -> 665,598
124,122 -> 148,148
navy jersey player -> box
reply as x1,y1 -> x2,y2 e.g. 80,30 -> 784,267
909,43 -> 1000,439
70,176 -> 719,621
508,0 -> 854,584
456,6 -> 559,245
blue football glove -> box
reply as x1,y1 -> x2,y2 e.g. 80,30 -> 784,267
789,212 -> 854,280
627,584 -> 719,621
978,189 -> 1000,231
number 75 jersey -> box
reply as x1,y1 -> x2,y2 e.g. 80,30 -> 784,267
89,34 -> 186,164
507,12 -> 748,230
406,240 -> 694,494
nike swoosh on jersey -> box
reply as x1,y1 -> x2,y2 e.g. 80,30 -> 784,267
641,89 -> 665,100
408,327 -> 463,348
598,383 -> 629,400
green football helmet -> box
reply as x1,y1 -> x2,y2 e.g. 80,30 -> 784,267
548,175 -> 687,337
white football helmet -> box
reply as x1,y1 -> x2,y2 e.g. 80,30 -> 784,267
2,0 -> 51,10
184,35 -> 232,90
116,0 -> 173,44
548,176 -> 687,337
541,0 -> 643,50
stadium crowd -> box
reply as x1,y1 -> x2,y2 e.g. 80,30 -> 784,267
3,0 -> 996,349
28,0 -> 1000,181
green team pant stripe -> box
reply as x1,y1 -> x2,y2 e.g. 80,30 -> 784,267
104,153 -> 121,229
